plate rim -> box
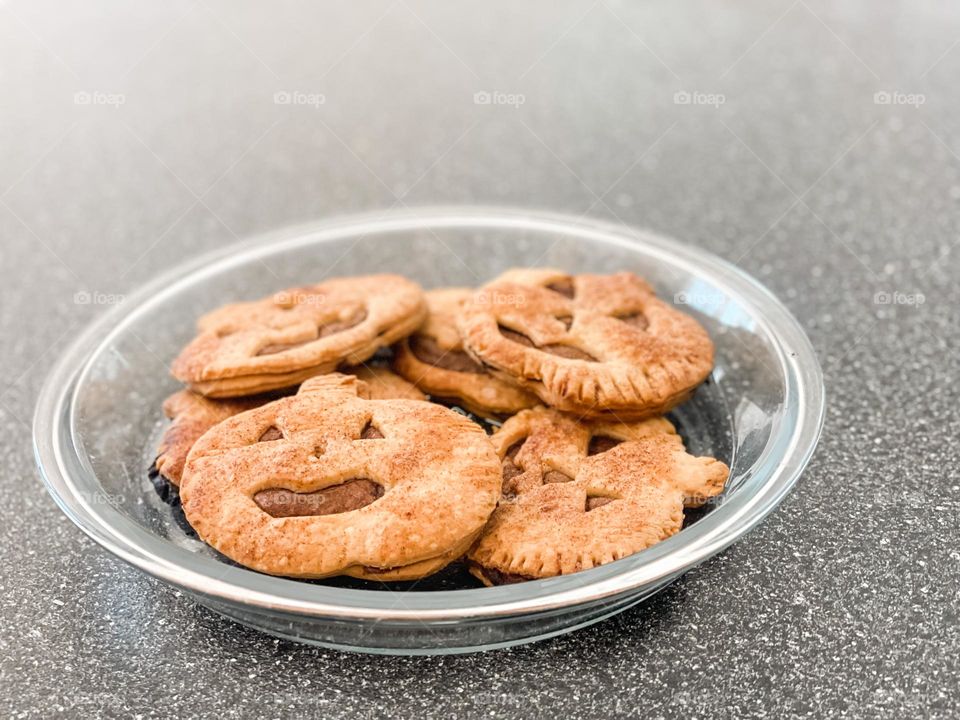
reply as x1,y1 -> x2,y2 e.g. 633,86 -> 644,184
33,206 -> 825,622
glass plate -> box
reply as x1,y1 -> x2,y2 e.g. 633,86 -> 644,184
33,207 -> 824,655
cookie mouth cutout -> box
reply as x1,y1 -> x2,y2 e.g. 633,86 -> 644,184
410,335 -> 485,374
254,479 -> 385,517
497,325 -> 598,362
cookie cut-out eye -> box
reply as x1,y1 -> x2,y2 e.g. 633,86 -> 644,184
542,469 -> 574,484
546,279 -> 575,299
501,439 -> 526,483
254,479 -> 384,517
556,315 -> 573,331
588,435 -> 622,456
585,495 -> 615,511
318,308 -> 367,338
360,420 -> 384,439
258,426 -> 283,442
616,312 -> 648,331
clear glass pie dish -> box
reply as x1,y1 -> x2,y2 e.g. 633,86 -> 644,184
33,207 -> 824,655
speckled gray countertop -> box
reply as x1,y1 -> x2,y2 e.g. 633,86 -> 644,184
2,1 -> 959,717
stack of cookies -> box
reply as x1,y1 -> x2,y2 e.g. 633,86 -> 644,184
159,269 -> 729,586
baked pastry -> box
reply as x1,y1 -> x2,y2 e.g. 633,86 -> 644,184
156,391 -> 272,487
467,407 -> 729,585
457,269 -> 714,420
179,374 -> 500,581
156,365 -> 425,486
171,275 -> 427,397
392,288 -> 538,417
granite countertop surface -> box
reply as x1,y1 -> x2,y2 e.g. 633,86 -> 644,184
2,1 -> 958,717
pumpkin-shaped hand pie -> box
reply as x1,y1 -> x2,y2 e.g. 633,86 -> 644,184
171,275 -> 427,398
179,374 -> 500,581
392,287 -> 538,418
156,365 -> 425,486
467,407 -> 729,585
457,268 -> 714,420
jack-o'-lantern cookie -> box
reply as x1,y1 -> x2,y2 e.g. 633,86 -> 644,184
171,275 -> 427,397
179,374 -> 500,581
467,407 -> 729,585
457,269 -> 714,420
155,365 -> 424,486
393,288 -> 538,417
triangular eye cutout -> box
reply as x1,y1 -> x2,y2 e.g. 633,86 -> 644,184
585,495 -> 615,511
501,439 -> 526,483
587,435 -> 622,456
360,420 -> 384,439
258,426 -> 283,442
546,278 -> 575,299
617,312 -> 648,331
542,469 -> 574,484
318,308 -> 368,338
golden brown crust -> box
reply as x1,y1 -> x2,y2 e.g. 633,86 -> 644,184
156,391 -> 267,486
342,529 -> 481,582
179,374 -> 501,580
342,364 -> 427,402
171,275 -> 427,397
457,269 -> 715,420
156,368 -> 424,486
467,407 -> 729,580
393,288 -> 538,417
